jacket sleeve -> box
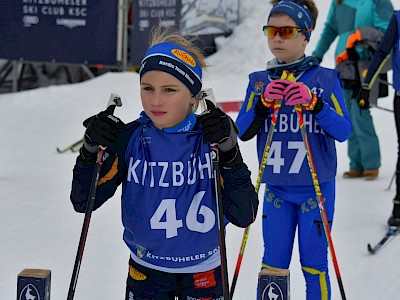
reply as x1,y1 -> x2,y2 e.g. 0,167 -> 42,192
236,74 -> 268,141
312,3 -> 338,60
70,122 -> 139,213
363,13 -> 397,87
314,76 -> 352,142
372,0 -> 394,32
219,160 -> 259,228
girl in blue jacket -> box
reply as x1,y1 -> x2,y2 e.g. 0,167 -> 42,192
70,27 -> 258,300
236,1 -> 352,299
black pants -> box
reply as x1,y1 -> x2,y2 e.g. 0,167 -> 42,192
125,257 -> 223,300
395,93 -> 400,196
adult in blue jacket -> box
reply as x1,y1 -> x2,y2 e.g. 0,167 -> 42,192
312,0 -> 393,180
356,11 -> 400,226
236,0 -> 352,299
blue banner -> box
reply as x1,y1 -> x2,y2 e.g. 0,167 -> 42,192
130,0 -> 240,66
0,0 -> 119,65
130,0 -> 182,66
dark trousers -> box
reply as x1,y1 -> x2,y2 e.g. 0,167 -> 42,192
394,93 -> 400,196
125,257 -> 223,300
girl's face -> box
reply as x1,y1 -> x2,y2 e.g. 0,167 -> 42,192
140,71 -> 196,130
267,14 -> 308,63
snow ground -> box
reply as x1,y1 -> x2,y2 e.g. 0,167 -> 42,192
1,0 -> 400,299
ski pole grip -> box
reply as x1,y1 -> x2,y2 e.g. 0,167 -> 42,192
201,88 -> 217,109
106,92 -> 122,113
97,93 -> 123,155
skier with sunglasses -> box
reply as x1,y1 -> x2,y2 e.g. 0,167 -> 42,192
236,1 -> 352,299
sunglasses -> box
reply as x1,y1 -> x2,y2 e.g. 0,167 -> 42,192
263,26 -> 307,39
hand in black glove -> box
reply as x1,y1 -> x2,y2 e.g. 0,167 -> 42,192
357,87 -> 370,109
82,105 -> 126,158
198,99 -> 243,169
197,99 -> 239,152
254,97 -> 270,119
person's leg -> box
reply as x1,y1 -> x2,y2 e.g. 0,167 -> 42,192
348,91 -> 381,178
259,185 -> 296,298
394,92 -> 400,197
343,89 -> 363,176
261,185 -> 297,271
388,92 -> 400,226
125,258 -> 176,300
298,181 -> 335,300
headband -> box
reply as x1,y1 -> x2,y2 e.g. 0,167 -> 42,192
269,0 -> 314,41
139,41 -> 202,96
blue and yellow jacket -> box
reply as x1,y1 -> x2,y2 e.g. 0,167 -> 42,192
236,66 -> 352,186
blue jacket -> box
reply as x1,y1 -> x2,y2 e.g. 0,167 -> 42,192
236,66 -> 352,185
70,114 -> 258,272
313,0 -> 393,61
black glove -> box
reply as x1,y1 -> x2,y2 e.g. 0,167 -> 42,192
81,105 -> 126,159
315,57 -> 322,64
357,87 -> 370,109
197,99 -> 239,152
254,97 -> 269,119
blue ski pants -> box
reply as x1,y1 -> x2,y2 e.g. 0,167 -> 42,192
261,181 -> 335,300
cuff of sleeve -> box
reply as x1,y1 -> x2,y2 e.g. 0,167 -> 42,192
80,145 -> 98,162
218,117 -> 238,152
219,144 -> 244,170
310,98 -> 324,115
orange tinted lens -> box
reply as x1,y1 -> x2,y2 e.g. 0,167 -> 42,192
280,27 -> 297,38
264,26 -> 299,39
264,26 -> 276,38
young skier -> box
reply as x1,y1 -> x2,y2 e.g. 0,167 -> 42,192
70,27 -> 258,299
356,11 -> 400,227
235,0 -> 352,299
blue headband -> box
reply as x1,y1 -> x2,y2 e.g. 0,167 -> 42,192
139,41 -> 203,96
269,0 -> 314,41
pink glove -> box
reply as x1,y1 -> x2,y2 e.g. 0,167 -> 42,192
261,79 -> 291,108
284,82 -> 318,110
264,79 -> 291,100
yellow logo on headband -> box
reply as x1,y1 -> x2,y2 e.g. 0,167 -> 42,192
171,49 -> 196,67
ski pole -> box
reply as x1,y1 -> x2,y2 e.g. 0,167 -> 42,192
67,93 -> 122,300
370,104 -> 394,113
57,139 -> 84,153
200,88 -> 231,300
230,98 -> 282,298
387,170 -> 396,190
212,143 -> 231,300
294,104 -> 346,300
377,78 -> 393,86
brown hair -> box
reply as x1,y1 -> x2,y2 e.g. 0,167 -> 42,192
148,26 -> 209,70
269,0 -> 319,29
